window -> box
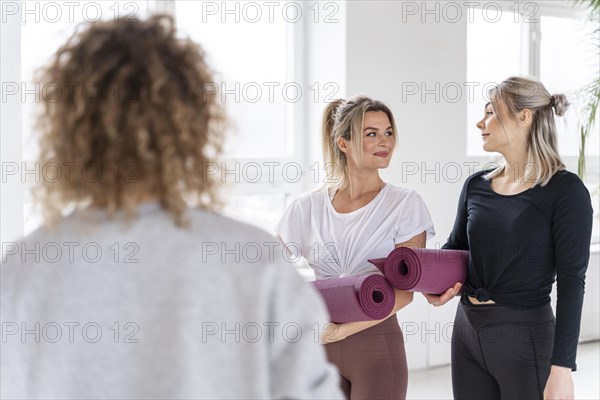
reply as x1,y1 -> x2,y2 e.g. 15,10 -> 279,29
466,2 -> 598,158
540,15 -> 599,157
21,1 -> 150,162
172,1 -> 306,233
4,1 -> 150,240
4,0 -> 309,239
175,1 -> 295,159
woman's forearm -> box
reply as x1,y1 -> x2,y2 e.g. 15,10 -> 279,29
336,289 -> 413,339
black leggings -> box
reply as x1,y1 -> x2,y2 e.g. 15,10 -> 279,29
451,300 -> 555,400
324,314 -> 408,400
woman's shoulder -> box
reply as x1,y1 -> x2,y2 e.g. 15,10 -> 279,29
287,186 -> 329,209
550,169 -> 584,186
383,183 -> 416,197
466,169 -> 492,182
547,170 -> 590,198
455,169 -> 492,193
303,186 -> 330,200
381,183 -> 426,205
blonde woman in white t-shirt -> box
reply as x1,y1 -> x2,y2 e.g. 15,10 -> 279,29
276,96 -> 435,399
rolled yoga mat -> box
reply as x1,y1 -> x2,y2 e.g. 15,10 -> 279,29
312,274 -> 395,323
368,248 -> 468,295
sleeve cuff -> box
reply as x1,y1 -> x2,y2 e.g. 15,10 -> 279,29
394,224 -> 435,245
551,358 -> 576,372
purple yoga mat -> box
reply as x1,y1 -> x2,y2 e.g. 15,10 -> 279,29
312,274 -> 395,323
368,248 -> 468,295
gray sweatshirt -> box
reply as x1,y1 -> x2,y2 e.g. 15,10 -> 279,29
1,203 -> 342,399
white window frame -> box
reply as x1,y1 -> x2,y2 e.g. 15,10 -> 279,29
525,1 -> 587,77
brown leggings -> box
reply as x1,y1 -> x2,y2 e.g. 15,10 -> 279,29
324,314 -> 408,400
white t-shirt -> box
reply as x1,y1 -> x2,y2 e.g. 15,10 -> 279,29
276,183 -> 435,280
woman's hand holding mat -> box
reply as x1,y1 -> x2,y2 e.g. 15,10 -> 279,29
422,282 -> 462,307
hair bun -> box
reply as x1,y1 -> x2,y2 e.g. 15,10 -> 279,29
551,94 -> 569,117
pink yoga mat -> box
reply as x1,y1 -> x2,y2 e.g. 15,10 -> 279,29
368,248 -> 468,295
312,274 -> 395,323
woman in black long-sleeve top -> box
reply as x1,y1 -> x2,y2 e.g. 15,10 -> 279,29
424,76 -> 593,400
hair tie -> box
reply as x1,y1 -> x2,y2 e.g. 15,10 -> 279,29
549,95 -> 556,108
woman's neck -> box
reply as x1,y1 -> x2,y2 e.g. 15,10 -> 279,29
500,149 -> 530,183
343,169 -> 383,200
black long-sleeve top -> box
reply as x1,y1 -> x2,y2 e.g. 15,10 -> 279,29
443,170 -> 593,370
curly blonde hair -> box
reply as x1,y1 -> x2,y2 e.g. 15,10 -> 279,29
35,14 -> 226,227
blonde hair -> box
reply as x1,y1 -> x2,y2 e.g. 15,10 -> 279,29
321,95 -> 397,189
485,76 -> 568,186
35,15 -> 226,227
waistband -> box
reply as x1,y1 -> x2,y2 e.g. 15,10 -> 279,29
459,300 -> 554,328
